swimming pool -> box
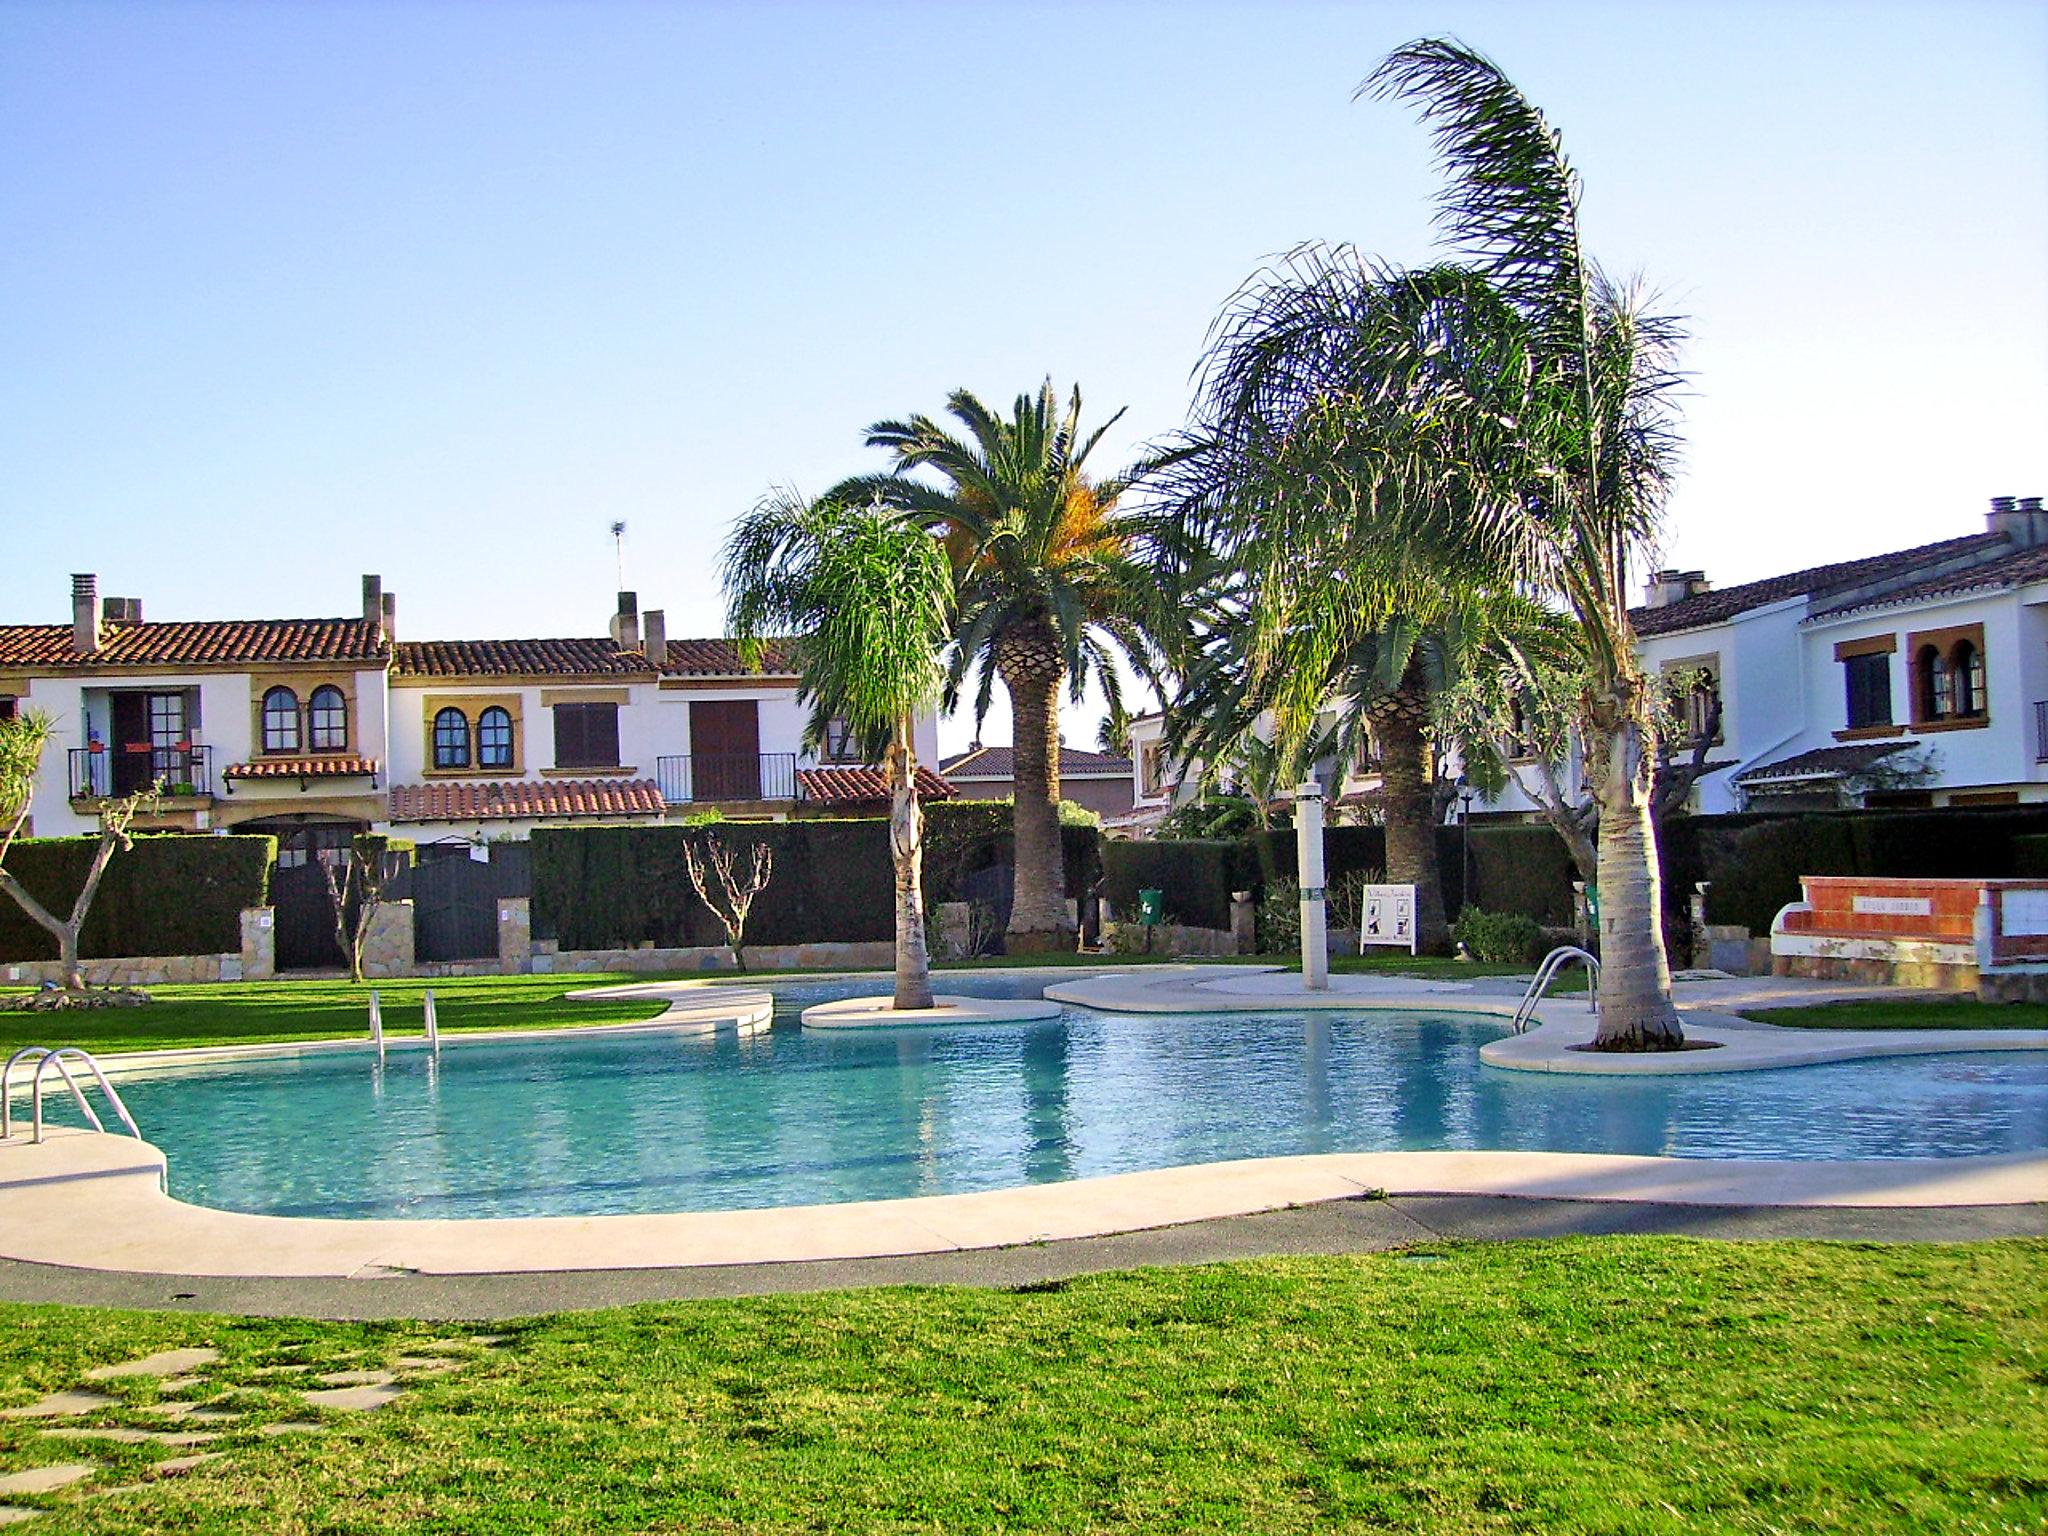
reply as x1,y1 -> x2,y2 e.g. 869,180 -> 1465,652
76,993 -> 2048,1220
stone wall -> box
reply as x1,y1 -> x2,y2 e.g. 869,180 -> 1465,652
0,952 -> 238,988
359,900 -> 415,980
497,897 -> 531,974
530,939 -> 897,975
238,907 -> 275,982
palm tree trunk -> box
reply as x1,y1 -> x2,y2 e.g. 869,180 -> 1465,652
888,718 -> 935,1010
1371,693 -> 1451,957
998,628 -> 1073,953
1588,714 -> 1685,1050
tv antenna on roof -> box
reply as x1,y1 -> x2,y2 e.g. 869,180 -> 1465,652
610,520 -> 628,590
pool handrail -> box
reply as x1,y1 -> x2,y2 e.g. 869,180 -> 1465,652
4,1044 -> 143,1145
1511,947 -> 1601,1034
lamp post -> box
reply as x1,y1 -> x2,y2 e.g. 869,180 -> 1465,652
1296,778 -> 1329,991
1457,776 -> 1476,914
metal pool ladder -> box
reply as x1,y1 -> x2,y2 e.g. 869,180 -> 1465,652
1511,947 -> 1601,1034
2,1044 -> 144,1144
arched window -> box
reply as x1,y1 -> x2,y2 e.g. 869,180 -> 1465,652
433,707 -> 471,769
1953,640 -> 1985,717
262,687 -> 300,754
477,706 -> 514,768
308,686 -> 348,751
1917,644 -> 1954,721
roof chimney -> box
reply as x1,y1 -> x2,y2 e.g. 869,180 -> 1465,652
642,608 -> 667,668
1988,495 -> 2048,550
363,575 -> 384,641
1643,568 -> 1711,609
71,573 -> 102,655
380,590 -> 397,642
610,590 -> 639,650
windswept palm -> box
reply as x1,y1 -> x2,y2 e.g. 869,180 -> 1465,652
831,381 -> 1168,951
1154,40 -> 1689,1046
723,493 -> 954,1009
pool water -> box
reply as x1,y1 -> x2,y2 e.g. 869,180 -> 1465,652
80,994 -> 2048,1220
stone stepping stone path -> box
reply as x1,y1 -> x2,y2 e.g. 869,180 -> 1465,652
0,1334 -> 516,1522
83,1349 -> 220,1382
0,1468 -> 94,1497
1,1391 -> 119,1420
300,1382 -> 403,1413
40,1429 -> 219,1448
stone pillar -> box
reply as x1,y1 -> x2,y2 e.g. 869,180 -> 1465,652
1296,780 -> 1328,991
498,897 -> 532,975
239,906 -> 276,981
361,900 -> 415,979
1229,890 -> 1256,956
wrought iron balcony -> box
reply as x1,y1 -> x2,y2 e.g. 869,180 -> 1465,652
68,744 -> 212,801
656,752 -> 799,804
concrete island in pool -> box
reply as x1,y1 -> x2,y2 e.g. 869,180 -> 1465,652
2,965 -> 2044,1284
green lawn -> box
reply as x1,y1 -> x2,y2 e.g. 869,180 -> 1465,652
1743,998 -> 2048,1031
0,1240 -> 2041,1532
0,973 -> 678,1057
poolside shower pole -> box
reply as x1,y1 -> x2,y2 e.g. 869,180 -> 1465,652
1296,780 -> 1329,991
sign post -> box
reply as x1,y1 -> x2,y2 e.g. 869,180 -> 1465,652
1358,884 -> 1420,956
1296,779 -> 1329,991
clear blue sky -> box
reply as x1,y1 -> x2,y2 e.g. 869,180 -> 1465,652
4,0 -> 2043,753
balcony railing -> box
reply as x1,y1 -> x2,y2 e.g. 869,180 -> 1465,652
656,752 -> 799,804
68,745 -> 212,801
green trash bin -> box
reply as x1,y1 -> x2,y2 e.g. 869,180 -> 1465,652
1138,888 -> 1165,927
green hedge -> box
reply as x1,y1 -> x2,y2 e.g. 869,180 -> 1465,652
1100,839 -> 1255,931
0,833 -> 275,962
1248,822 -> 1577,927
532,811 -> 1104,951
1693,808 -> 2048,934
921,801 -> 1101,905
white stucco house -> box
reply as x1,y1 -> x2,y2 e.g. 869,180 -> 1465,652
1119,494 -> 2048,829
0,574 -> 950,862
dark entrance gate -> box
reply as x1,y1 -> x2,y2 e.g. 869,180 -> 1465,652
271,860 -> 344,970
401,852 -> 502,963
236,819 -> 363,971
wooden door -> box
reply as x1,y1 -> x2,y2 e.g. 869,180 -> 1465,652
690,700 -> 761,800
109,693 -> 152,794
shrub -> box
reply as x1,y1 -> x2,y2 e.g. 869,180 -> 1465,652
1158,794 -> 1266,841
0,833 -> 275,962
1256,878 -> 1301,954
1451,906 -> 1545,965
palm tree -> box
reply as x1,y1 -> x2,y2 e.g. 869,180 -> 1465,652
722,493 -> 955,1009
829,382 -> 1165,953
1156,41 -> 1690,1047
1365,39 -> 1690,1049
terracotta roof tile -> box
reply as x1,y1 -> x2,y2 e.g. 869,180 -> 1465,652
224,755 -> 380,780
658,638 -> 796,676
938,745 -> 1132,778
0,618 -> 385,669
1630,533 -> 2008,637
1813,542 -> 2048,617
798,765 -> 957,805
388,778 -> 666,823
392,639 -> 648,679
1735,742 -> 1912,784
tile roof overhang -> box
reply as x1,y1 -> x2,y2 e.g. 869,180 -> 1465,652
938,746 -> 1133,778
1735,742 -> 1911,785
1809,543 -> 2048,619
388,778 -> 667,823
391,639 -> 650,680
224,755 -> 380,781
1629,533 -> 2009,638
0,619 -> 385,671
798,765 -> 957,805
